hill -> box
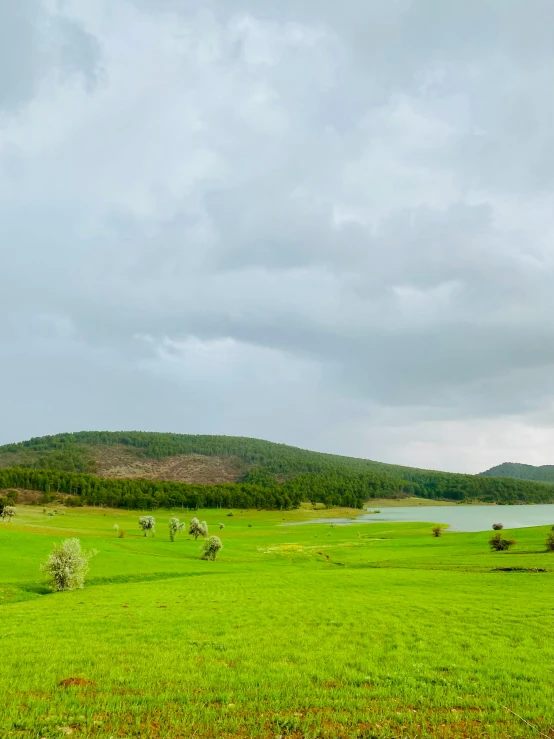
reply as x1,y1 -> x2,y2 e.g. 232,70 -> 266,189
1,431 -> 554,510
480,461 -> 554,484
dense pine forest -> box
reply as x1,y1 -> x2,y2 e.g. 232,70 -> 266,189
1,431 -> 553,510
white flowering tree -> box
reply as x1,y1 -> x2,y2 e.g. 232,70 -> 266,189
1,505 -> 16,522
169,517 -> 184,542
139,515 -> 156,537
189,517 -> 208,540
41,538 -> 97,591
202,536 -> 222,561
113,524 -> 119,534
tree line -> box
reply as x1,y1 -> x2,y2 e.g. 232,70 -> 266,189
1,462 -> 552,511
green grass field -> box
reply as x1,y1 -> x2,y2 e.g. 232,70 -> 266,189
0,506 -> 552,739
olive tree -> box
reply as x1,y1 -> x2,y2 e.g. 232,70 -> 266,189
41,538 -> 97,592
1,505 -> 16,522
189,517 -> 208,540
169,517 -> 185,542
202,536 -> 222,561
139,515 -> 156,537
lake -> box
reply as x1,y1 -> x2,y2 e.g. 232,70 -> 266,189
285,504 -> 554,532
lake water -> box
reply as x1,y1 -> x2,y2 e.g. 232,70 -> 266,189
284,504 -> 554,532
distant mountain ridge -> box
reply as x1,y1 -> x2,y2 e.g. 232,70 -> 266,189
1,431 -> 553,509
479,462 -> 554,484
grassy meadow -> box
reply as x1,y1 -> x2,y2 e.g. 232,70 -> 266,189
0,505 -> 552,739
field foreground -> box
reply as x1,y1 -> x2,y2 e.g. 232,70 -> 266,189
0,506 -> 552,739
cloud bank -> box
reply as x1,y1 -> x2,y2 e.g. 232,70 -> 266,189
1,0 -> 553,471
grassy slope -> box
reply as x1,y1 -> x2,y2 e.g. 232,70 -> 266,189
480,461 -> 554,484
0,506 -> 552,739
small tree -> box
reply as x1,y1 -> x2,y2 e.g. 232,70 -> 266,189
432,526 -> 442,537
189,517 -> 208,540
546,527 -> 554,552
492,523 -> 503,530
1,505 -> 16,522
202,536 -> 222,561
169,517 -> 185,542
41,538 -> 97,592
489,533 -> 516,551
139,516 -> 156,537
219,523 -> 225,530
113,524 -> 119,535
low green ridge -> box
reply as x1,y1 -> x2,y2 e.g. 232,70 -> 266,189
480,461 -> 554,483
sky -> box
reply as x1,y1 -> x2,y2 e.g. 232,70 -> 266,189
1,0 -> 553,473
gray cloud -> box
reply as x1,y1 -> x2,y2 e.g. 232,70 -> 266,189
1,0 -> 553,472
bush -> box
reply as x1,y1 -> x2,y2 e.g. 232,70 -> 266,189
118,529 -> 126,538
41,538 -> 97,591
492,523 -> 504,530
139,515 -> 156,537
432,526 -> 442,537
1,505 -> 16,522
202,536 -> 222,561
169,517 -> 185,542
227,512 -> 233,517
489,533 -> 516,551
546,529 -> 554,552
189,517 -> 208,540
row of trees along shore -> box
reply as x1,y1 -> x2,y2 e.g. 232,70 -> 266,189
1,463 -> 552,511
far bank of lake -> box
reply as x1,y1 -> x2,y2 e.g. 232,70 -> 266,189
287,503 -> 554,532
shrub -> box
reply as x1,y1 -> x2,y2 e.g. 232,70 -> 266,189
492,523 -> 504,530
40,538 -> 97,592
118,529 -> 126,538
202,536 -> 222,561
189,517 -> 208,540
227,512 -> 233,517
1,505 -> 16,522
169,517 -> 185,542
432,526 -> 442,537
546,529 -> 554,552
139,515 -> 156,537
489,533 -> 516,551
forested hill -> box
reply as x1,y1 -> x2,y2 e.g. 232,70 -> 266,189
1,431 -> 553,509
480,462 -> 554,484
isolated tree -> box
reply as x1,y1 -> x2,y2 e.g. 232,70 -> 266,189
113,524 -> 119,534
41,538 -> 97,592
492,523 -> 504,530
202,536 -> 222,561
432,526 -> 442,537
139,515 -> 156,537
1,505 -> 16,522
546,527 -> 554,552
219,523 -> 225,530
169,517 -> 185,542
489,533 -> 516,551
189,517 -> 208,540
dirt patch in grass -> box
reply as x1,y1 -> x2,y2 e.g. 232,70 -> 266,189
58,677 -> 96,688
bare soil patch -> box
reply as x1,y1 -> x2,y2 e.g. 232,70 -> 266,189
94,445 -> 246,484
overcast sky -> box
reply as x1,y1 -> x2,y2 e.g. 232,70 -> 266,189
1,0 -> 553,472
